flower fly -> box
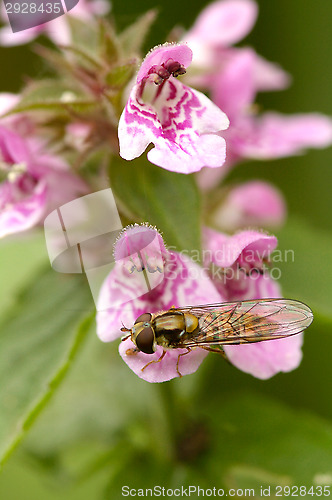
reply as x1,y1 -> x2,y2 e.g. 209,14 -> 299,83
121,299 -> 313,377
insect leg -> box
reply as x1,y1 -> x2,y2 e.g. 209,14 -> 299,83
141,350 -> 166,372
201,346 -> 228,360
176,348 -> 192,378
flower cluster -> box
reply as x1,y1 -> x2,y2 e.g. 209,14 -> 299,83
181,0 -> 332,188
0,0 -> 328,381
96,224 -> 303,382
0,96 -> 87,237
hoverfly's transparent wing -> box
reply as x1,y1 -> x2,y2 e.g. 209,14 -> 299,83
175,299 -> 313,347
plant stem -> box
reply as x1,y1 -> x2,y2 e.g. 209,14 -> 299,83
155,380 -> 181,460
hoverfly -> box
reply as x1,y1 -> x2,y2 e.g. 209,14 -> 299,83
120,299 -> 313,377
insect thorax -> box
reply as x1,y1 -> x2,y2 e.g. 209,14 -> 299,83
153,311 -> 199,348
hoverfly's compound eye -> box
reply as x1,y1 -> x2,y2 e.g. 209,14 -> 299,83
136,327 -> 155,354
134,313 -> 152,324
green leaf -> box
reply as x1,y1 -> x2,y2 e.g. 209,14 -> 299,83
0,268 -> 94,467
0,233 -> 47,313
203,393 -> 332,488
102,392 -> 332,492
16,79 -> 78,102
67,16 -> 99,52
106,60 -> 138,89
275,216 -> 332,320
109,157 -> 201,252
119,10 -> 157,55
8,99 -> 97,115
98,21 -> 121,65
2,80 -> 97,116
60,45 -> 105,70
34,45 -> 83,78
22,336 -> 155,460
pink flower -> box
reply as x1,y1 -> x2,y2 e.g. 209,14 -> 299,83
0,92 -> 19,115
96,225 -> 307,382
0,125 -> 87,237
203,227 -> 280,301
226,112 -> 332,161
203,227 -> 303,378
118,43 -> 229,174
210,50 -> 332,165
183,0 -> 332,187
184,0 -> 258,68
223,331 -> 303,379
96,224 -> 222,382
0,92 -> 37,139
65,122 -> 92,151
0,0 -> 109,46
183,1 -> 289,91
209,180 -> 286,231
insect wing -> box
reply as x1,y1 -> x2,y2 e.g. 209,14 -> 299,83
174,299 -> 313,347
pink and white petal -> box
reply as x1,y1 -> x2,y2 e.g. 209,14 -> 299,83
42,168 -> 88,213
212,49 -> 256,116
97,251 -> 222,342
253,54 -> 291,92
113,224 -> 167,262
203,227 -> 278,268
0,181 -> 47,237
45,17 -> 72,45
147,133 -> 226,173
118,86 -> 161,161
236,113 -> 332,159
190,86 -> 229,134
119,79 -> 229,173
211,180 -> 286,230
65,122 -> 92,151
96,263 -> 149,343
224,334 -> 303,379
0,94 -> 28,134
119,338 -> 208,383
31,150 -> 74,172
0,126 -> 30,164
196,164 -> 232,191
0,93 -> 19,115
212,50 -> 290,113
185,0 -> 258,48
219,272 -> 281,302
45,0 -> 110,46
68,0 -> 110,18
137,43 -> 193,84
88,0 -> 110,16
0,25 -> 41,46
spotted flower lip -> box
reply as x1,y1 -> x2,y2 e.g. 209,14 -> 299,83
118,43 -> 229,174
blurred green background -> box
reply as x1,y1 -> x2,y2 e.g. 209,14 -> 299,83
1,0 -> 332,498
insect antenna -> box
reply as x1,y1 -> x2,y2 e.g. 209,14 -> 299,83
120,323 -> 132,340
